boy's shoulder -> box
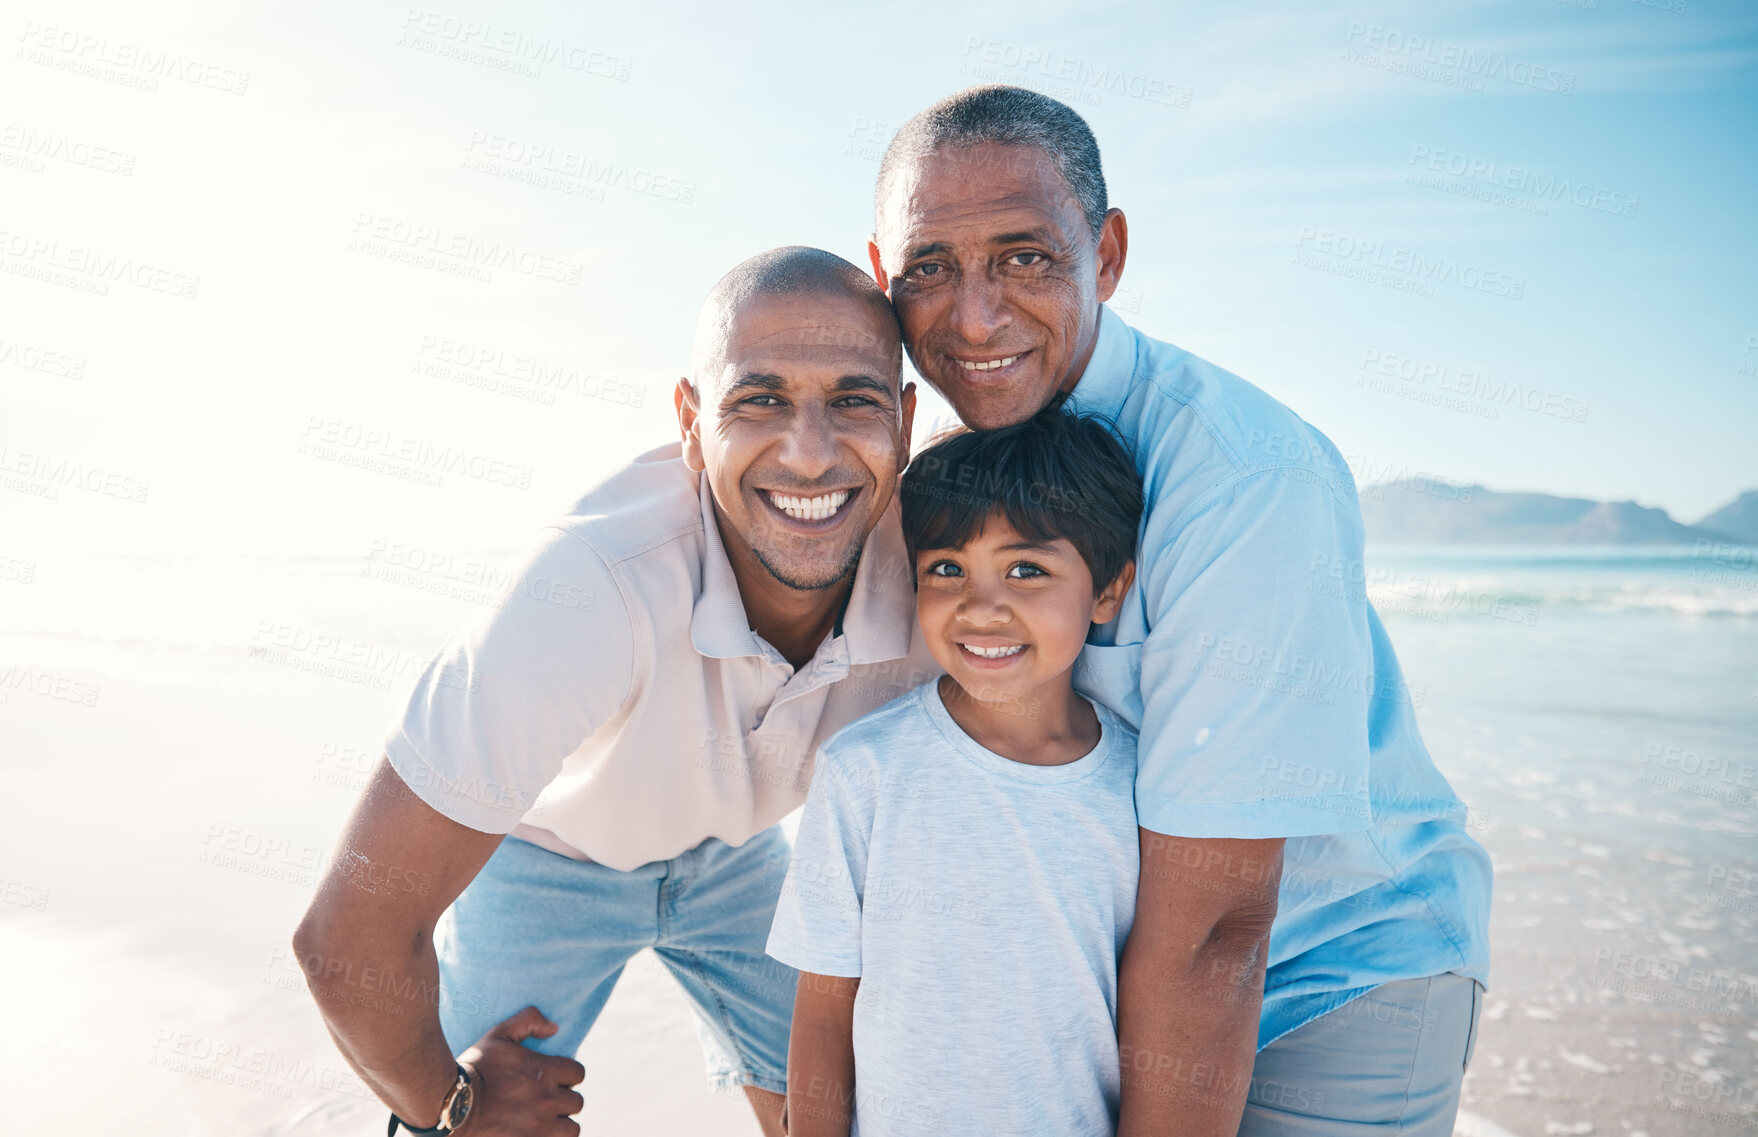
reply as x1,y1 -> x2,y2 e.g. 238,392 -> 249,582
1076,695 -> 1139,784
803,683 -> 942,811
1090,697 -> 1140,750
815,679 -> 940,774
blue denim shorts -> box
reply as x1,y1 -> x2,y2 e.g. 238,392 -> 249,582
434,827 -> 797,1094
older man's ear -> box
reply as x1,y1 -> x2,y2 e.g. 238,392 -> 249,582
675,377 -> 706,473
1094,208 -> 1129,305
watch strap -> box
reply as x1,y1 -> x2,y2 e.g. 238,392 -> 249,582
388,1063 -> 470,1136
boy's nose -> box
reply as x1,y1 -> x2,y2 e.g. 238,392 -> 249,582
956,590 -> 1012,627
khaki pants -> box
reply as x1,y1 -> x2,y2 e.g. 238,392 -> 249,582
1238,972 -> 1483,1135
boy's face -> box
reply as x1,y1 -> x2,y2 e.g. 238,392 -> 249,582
914,514 -> 1132,708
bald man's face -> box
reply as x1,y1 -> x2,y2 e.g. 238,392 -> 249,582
677,291 -> 915,592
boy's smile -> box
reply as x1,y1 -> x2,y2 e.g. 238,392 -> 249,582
959,640 -> 1026,664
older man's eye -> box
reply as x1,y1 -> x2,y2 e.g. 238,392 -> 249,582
907,262 -> 943,279
1009,252 -> 1046,267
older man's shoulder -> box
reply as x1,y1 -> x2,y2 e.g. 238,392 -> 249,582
1124,322 -> 1349,482
551,441 -> 704,565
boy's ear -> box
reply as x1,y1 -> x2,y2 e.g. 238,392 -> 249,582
1091,560 -> 1135,624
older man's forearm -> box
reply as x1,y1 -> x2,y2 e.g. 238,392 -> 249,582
1116,920 -> 1269,1134
1116,830 -> 1283,1137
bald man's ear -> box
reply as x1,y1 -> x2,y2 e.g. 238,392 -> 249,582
867,237 -> 890,296
1093,208 -> 1129,305
675,377 -> 707,472
898,381 -> 917,471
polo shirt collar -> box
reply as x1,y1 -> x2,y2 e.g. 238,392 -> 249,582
692,474 -> 764,659
839,498 -> 916,666
690,472 -> 916,666
1064,304 -> 1138,424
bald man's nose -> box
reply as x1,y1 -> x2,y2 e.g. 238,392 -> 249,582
775,405 -> 839,480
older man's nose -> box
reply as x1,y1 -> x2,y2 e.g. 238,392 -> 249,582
948,274 -> 1011,347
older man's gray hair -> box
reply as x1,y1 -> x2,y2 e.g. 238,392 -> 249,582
875,84 -> 1109,240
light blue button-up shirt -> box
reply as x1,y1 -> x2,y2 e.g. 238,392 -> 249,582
1067,306 -> 1492,1049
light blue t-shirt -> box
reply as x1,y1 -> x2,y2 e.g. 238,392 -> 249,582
1066,305 -> 1493,1049
767,679 -> 1139,1137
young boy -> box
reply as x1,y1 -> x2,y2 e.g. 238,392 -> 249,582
766,406 -> 1146,1136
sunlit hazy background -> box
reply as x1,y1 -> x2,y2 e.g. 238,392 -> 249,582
3,2 -> 1756,1134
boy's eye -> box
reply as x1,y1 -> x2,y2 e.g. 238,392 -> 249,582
924,560 -> 962,578
1007,562 -> 1047,579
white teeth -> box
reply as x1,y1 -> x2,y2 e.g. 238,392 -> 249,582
957,355 -> 1019,372
770,489 -> 851,521
962,643 -> 1025,658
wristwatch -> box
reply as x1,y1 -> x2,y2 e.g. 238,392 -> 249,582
388,1063 -> 475,1136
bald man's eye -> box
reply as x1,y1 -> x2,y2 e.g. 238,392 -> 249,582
738,394 -> 784,407
1007,252 -> 1047,267
905,262 -> 944,280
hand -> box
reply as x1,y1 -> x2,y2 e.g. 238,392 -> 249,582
453,1006 -> 586,1136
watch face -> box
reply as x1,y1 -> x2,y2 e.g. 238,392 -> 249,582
442,1079 -> 473,1128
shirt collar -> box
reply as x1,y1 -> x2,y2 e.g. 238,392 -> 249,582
690,472 -> 916,666
1064,304 -> 1138,424
839,497 -> 916,665
691,473 -> 761,659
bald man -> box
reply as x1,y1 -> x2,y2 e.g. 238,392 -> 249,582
293,247 -> 935,1137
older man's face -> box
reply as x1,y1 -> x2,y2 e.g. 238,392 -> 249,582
870,143 -> 1126,429
679,291 -> 915,592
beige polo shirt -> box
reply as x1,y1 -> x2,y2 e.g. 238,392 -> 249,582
386,441 -> 941,871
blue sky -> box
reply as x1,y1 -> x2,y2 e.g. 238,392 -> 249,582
2,0 -> 1754,556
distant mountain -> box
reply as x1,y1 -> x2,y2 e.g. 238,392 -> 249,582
1697,491 -> 1758,544
1359,480 -> 1736,545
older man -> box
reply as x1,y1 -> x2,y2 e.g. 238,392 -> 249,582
293,247 -> 934,1136
867,86 -> 1491,1137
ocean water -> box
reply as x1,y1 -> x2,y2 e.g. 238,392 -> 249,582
1361,546 -> 1758,1137
2,543 -> 1755,1135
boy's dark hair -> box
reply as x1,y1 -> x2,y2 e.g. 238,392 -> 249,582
899,405 -> 1143,596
